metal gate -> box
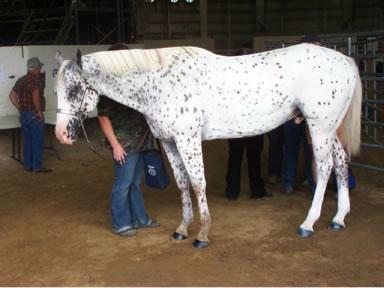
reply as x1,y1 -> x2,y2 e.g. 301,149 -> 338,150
349,32 -> 384,172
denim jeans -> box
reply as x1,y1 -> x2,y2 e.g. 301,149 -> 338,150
111,152 -> 149,233
283,119 -> 314,190
19,111 -> 44,171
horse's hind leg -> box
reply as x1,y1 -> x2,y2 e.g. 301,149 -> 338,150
161,140 -> 193,240
175,135 -> 211,248
298,131 -> 334,237
330,137 -> 350,231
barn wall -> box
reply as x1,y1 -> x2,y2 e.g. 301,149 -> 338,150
136,0 -> 384,51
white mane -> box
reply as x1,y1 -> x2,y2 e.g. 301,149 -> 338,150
90,46 -> 211,76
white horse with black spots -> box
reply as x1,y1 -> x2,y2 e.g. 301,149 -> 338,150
55,44 -> 362,248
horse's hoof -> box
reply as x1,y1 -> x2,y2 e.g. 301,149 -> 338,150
171,232 -> 187,241
329,221 -> 344,231
192,239 -> 209,249
297,227 -> 314,238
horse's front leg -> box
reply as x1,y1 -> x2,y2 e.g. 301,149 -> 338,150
330,137 -> 350,231
175,135 -> 211,248
160,140 -> 193,240
298,132 -> 334,237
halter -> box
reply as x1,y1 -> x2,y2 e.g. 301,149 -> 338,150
57,72 -> 96,118
57,77 -> 106,160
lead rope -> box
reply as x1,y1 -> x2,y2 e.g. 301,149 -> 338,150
79,117 -> 107,160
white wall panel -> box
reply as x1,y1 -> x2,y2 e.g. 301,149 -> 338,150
0,44 -> 143,120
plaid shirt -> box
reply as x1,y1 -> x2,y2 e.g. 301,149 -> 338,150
12,72 -> 45,112
97,96 -> 155,153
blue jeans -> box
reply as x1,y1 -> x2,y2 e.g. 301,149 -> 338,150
111,152 -> 149,233
283,120 -> 314,190
19,111 -> 44,171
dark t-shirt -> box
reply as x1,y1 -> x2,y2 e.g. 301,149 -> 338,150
97,96 -> 155,152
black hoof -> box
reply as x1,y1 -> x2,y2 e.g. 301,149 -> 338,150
329,221 -> 344,231
192,239 -> 209,249
171,232 -> 187,241
297,227 -> 314,238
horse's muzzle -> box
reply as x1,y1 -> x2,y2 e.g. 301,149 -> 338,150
55,116 -> 80,145
66,117 -> 80,141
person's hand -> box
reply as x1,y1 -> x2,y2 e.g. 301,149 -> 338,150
112,144 -> 127,165
36,111 -> 44,121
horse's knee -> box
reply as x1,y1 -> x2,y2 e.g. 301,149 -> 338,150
191,180 -> 206,195
177,181 -> 190,192
174,171 -> 189,189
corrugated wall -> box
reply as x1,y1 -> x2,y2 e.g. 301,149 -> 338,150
136,0 -> 384,51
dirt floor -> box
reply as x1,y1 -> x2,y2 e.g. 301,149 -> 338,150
0,121 -> 383,286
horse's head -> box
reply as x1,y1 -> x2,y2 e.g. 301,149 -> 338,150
54,51 -> 99,145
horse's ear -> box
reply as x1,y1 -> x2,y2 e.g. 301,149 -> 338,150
55,51 -> 64,65
76,49 -> 82,70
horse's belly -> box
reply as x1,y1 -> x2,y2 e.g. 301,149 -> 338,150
201,106 -> 293,140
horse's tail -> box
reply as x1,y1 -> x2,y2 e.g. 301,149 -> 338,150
342,57 -> 362,156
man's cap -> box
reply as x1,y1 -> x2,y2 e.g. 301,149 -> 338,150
300,34 -> 321,44
27,57 -> 44,70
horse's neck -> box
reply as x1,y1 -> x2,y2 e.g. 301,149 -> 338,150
87,71 -> 147,115
81,55 -> 148,114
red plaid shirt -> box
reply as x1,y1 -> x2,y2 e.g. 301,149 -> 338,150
12,73 -> 45,112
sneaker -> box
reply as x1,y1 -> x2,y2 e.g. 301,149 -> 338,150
142,218 -> 160,228
116,228 -> 137,237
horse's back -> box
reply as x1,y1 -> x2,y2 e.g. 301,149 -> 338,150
199,44 -> 357,140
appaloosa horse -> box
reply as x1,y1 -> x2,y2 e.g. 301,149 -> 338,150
55,44 -> 362,248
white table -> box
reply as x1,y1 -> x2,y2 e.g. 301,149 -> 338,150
0,115 -> 21,129
44,110 -> 57,125
0,112 -> 61,163
0,115 -> 22,163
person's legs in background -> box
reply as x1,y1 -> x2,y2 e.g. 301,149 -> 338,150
267,126 -> 284,184
225,138 -> 245,200
19,111 -> 33,172
30,114 -> 44,171
246,135 -> 269,198
303,126 -> 316,194
283,120 -> 304,194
